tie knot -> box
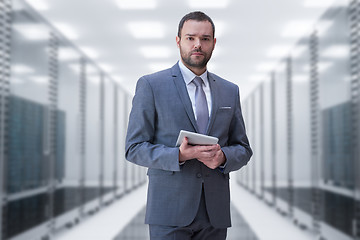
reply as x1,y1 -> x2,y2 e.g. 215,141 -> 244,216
192,77 -> 204,88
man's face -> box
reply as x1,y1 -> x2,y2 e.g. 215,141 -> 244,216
176,20 -> 216,70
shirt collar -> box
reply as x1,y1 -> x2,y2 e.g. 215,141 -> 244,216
178,60 -> 208,87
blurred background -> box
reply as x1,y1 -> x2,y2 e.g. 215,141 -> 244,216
0,0 -> 359,239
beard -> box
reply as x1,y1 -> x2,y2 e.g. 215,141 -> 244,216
180,48 -> 212,69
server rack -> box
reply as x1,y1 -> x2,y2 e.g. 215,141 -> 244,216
0,0 -> 147,239
0,1 -> 12,240
274,60 -> 290,216
349,0 -> 360,239
290,36 -> 312,230
238,0 -> 359,239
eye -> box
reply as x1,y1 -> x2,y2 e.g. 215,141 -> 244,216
187,37 -> 194,40
202,38 -> 210,41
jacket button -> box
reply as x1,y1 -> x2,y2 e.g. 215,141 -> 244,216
196,173 -> 202,178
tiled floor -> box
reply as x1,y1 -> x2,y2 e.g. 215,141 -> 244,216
114,204 -> 258,240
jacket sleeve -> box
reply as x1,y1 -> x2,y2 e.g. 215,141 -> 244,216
221,86 -> 253,174
125,76 -> 181,172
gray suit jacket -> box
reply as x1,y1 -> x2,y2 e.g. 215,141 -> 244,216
125,63 -> 252,228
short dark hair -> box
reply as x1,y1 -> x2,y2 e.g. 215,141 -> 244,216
178,11 -> 215,38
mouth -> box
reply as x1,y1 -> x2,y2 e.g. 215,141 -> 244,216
191,52 -> 204,56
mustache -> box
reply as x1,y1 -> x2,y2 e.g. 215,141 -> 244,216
191,50 -> 204,54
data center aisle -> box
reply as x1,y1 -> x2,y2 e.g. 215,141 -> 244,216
114,204 -> 259,240
55,177 -> 314,240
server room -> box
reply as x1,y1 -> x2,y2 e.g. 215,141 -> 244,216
0,0 -> 359,239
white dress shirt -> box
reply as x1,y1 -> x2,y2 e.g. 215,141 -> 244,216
178,60 -> 212,120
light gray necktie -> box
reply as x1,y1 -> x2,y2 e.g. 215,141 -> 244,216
192,76 -> 209,134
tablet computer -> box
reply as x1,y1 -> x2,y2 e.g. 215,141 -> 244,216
175,130 -> 219,147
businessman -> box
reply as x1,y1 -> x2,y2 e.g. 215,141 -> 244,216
125,11 -> 252,240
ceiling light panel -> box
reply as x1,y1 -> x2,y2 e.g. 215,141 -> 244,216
12,64 -> 35,74
140,46 -> 172,58
53,23 -> 79,40
128,22 -> 165,39
303,0 -> 347,8
322,45 -> 349,58
256,62 -> 277,72
266,45 -> 292,58
26,0 -> 49,11
59,47 -> 80,61
282,20 -> 313,38
80,47 -> 99,59
13,23 -> 49,41
189,0 -> 229,9
116,0 -> 157,9
148,62 -> 173,72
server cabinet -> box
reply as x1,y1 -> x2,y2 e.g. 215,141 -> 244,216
103,76 -> 116,204
0,0 -> 11,239
84,64 -> 101,213
273,61 -> 291,216
290,37 -> 313,229
262,77 -> 274,205
246,96 -> 255,193
4,1 -> 52,238
115,87 -> 127,197
254,88 -> 263,198
315,3 -> 355,240
54,43 -> 82,230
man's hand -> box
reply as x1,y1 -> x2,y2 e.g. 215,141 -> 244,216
179,137 -> 226,169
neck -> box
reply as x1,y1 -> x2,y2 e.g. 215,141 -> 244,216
181,60 -> 206,76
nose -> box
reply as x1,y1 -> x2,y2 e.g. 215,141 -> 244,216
194,39 -> 201,49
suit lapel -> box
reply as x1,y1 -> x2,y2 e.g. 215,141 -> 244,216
171,64 -> 198,132
206,72 -> 218,135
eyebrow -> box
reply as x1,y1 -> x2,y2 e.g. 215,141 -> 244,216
185,34 -> 212,38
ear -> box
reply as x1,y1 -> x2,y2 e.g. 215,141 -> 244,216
176,36 -> 181,48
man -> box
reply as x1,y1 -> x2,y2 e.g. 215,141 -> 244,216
125,11 -> 252,240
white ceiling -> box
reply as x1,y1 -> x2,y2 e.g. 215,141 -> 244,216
25,0 -> 338,98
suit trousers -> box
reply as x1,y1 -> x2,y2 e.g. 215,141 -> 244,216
149,185 -> 227,240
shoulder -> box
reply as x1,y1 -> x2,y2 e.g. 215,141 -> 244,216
208,72 -> 239,91
139,65 -> 176,85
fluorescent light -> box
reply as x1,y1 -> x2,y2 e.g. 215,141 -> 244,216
266,45 -> 291,58
148,62 -> 173,72
88,76 -> 100,84
189,0 -> 229,9
256,62 -> 277,72
31,76 -> 48,84
99,63 -> 114,73
53,23 -> 79,40
322,45 -> 349,58
282,20 -> 313,38
26,0 -> 49,11
304,0 -> 332,7
292,74 -> 308,83
302,61 -> 332,72
318,62 -> 332,72
59,47 -> 79,61
248,74 -> 267,82
13,23 -> 49,41
12,64 -> 35,74
116,0 -> 157,9
127,22 -> 165,39
140,46 -> 172,58
80,47 -> 99,59
112,75 -> 123,84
